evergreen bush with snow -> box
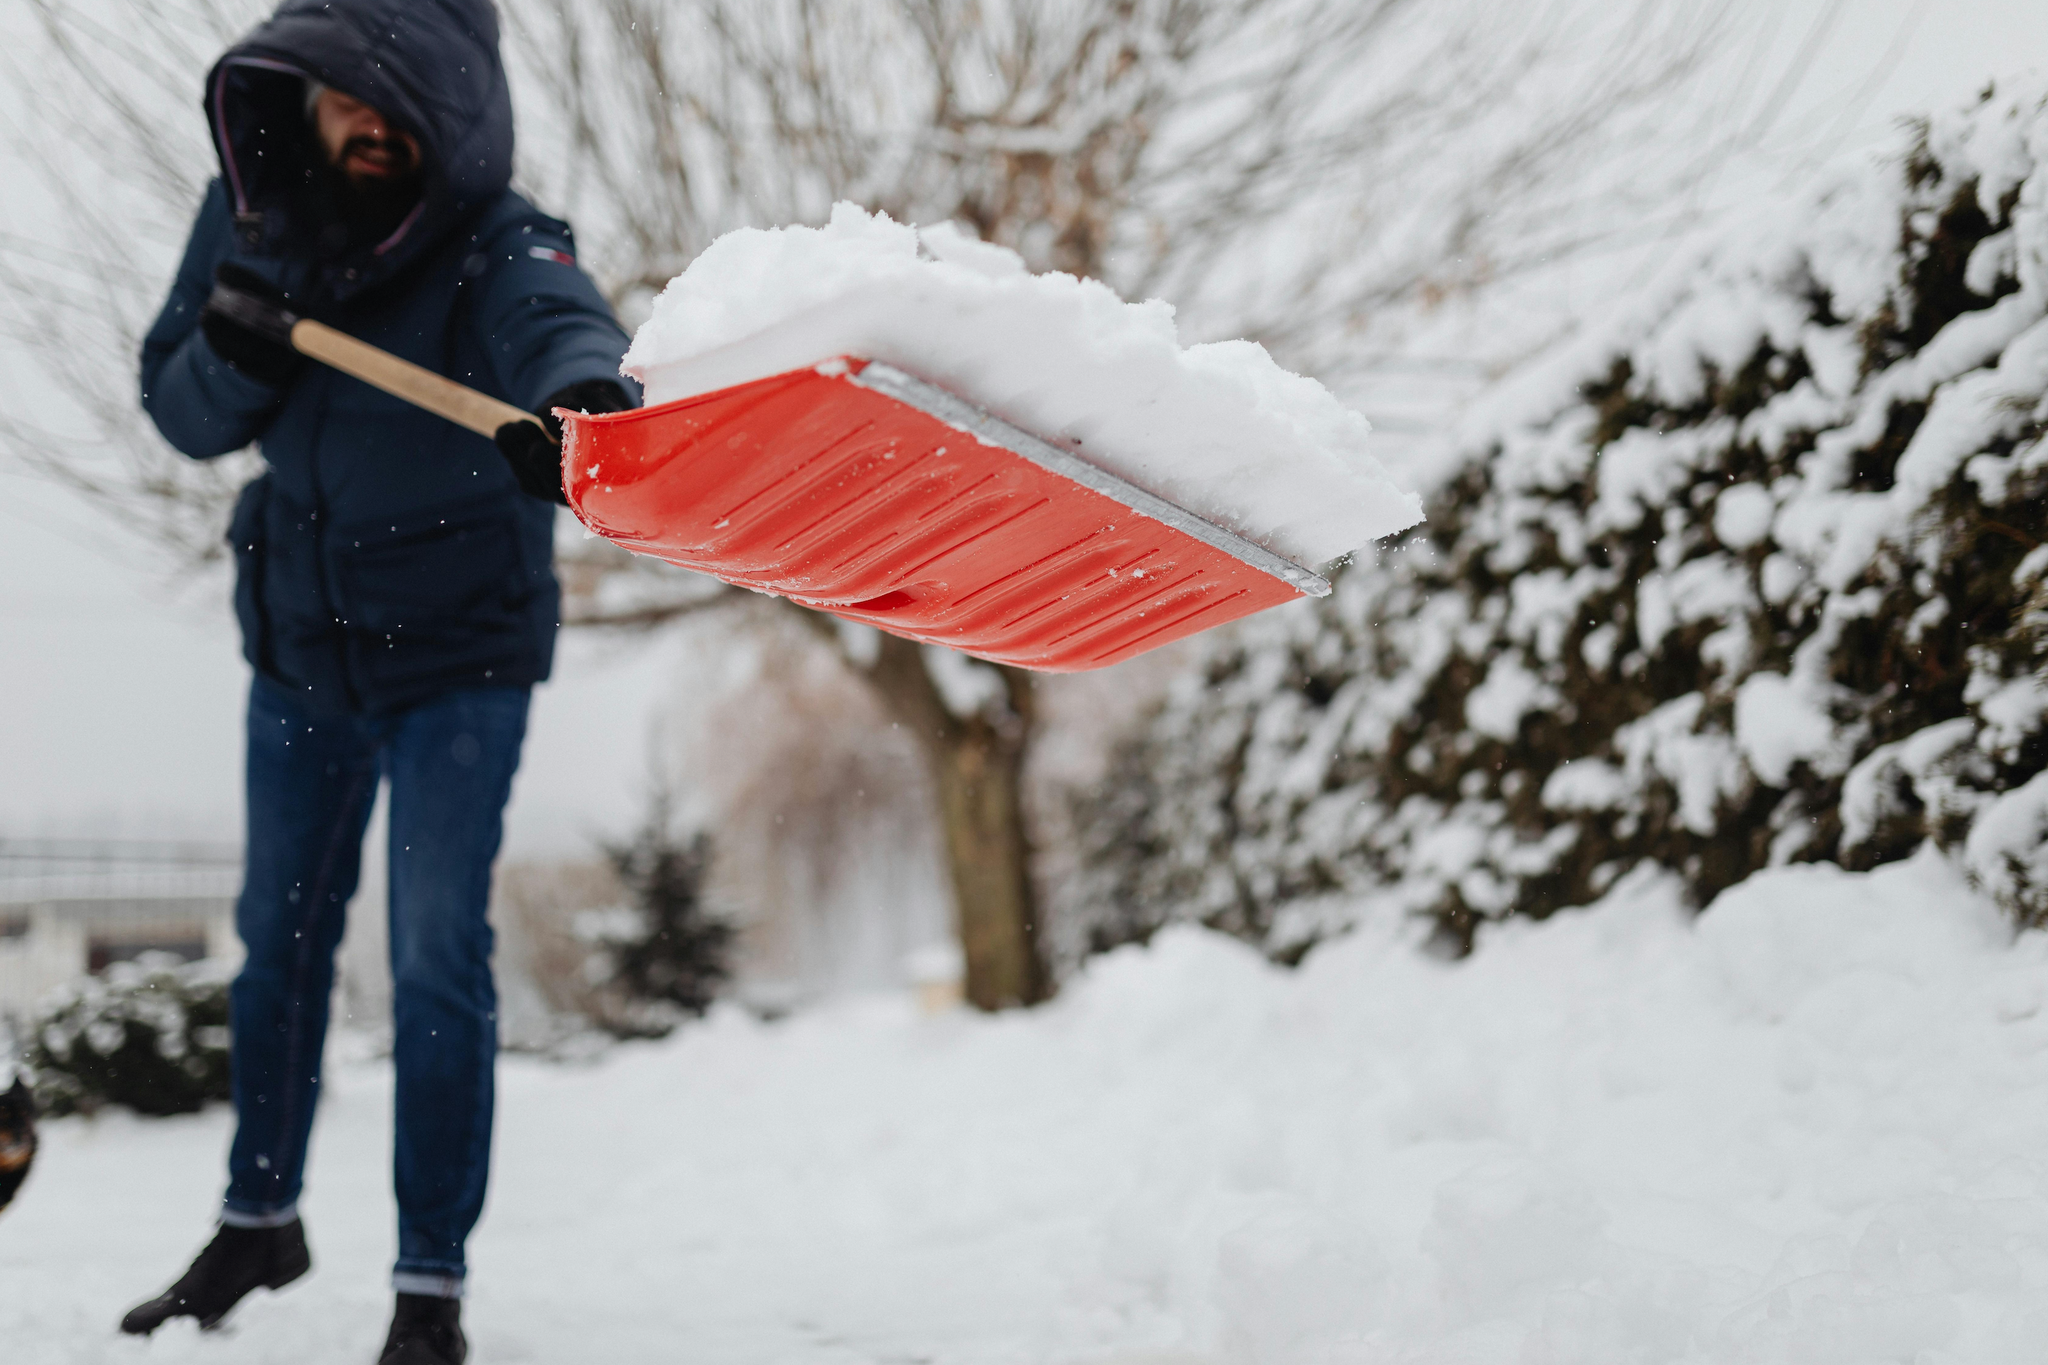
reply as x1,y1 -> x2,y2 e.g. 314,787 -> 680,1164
25,955 -> 232,1116
1080,85 -> 2048,957
582,822 -> 732,1038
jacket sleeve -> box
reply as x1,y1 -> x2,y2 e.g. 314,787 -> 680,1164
139,181 -> 285,458
470,215 -> 641,413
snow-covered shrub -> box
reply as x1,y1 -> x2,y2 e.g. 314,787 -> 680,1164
1079,83 -> 2048,955
26,955 -> 232,1116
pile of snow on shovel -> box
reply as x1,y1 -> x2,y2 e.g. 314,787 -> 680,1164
623,204 -> 1421,569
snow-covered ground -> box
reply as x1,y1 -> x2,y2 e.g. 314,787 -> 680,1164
9,849 -> 2047,1363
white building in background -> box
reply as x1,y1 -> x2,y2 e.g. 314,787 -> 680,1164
0,841 -> 241,1015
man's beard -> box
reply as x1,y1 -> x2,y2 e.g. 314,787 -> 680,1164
326,135 -> 424,244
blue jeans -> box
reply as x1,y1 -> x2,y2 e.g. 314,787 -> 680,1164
221,674 -> 530,1298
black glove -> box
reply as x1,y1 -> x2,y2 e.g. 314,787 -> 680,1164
199,263 -> 304,388
494,379 -> 633,505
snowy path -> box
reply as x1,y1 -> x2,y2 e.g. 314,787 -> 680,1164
9,851 -> 2048,1363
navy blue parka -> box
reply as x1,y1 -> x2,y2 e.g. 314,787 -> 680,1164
142,0 -> 635,716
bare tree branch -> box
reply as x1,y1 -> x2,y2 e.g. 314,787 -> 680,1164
561,591 -> 751,631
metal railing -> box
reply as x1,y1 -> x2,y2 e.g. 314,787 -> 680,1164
0,839 -> 243,908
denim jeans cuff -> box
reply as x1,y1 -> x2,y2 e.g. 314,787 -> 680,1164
221,1200 -> 300,1229
392,1268 -> 466,1299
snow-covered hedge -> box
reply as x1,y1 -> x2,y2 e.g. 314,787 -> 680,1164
1078,85 -> 2048,956
26,956 -> 232,1116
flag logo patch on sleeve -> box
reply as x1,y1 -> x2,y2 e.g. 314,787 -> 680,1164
528,246 -> 576,266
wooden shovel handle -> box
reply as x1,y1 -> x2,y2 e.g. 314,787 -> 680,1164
288,319 -> 545,439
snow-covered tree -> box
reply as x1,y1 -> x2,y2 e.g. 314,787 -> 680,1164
1078,84 -> 2048,959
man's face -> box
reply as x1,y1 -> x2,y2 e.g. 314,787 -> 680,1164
314,88 -> 421,189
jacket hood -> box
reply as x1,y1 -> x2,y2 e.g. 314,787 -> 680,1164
204,0 -> 512,293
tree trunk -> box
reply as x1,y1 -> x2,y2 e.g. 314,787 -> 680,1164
929,716 -> 1042,1008
865,633 -> 1046,1009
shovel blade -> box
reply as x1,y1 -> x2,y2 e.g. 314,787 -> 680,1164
561,358 -> 1323,672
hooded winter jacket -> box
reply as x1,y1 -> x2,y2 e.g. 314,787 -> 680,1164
141,0 -> 636,716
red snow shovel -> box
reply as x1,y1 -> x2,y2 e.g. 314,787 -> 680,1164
210,283 -> 1332,671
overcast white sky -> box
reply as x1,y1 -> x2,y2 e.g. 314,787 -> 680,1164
0,0 -> 2044,853
1741,0 -> 2045,145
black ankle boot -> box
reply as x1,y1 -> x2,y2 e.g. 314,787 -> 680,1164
120,1218 -> 312,1334
379,1293 -> 467,1365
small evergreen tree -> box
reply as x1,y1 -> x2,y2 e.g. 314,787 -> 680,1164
589,815 -> 732,1037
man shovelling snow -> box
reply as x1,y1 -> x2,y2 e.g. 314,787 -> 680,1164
116,0 -> 1418,1357
125,1 -> 635,1360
